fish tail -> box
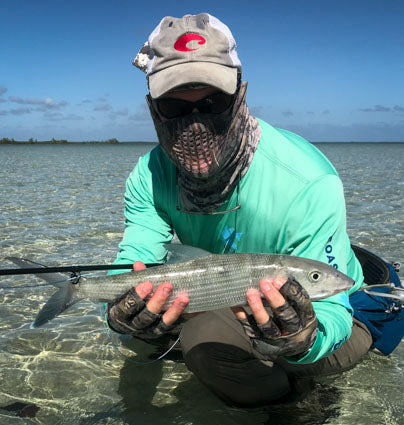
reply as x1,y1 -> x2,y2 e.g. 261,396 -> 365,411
32,281 -> 81,328
5,257 -> 82,327
6,256 -> 72,287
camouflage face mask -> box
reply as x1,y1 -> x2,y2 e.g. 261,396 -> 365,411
148,88 -> 237,179
147,82 -> 261,213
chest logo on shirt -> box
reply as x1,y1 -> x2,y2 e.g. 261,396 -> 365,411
325,235 -> 339,269
222,226 -> 242,252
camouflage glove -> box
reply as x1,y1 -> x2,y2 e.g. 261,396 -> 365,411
239,278 -> 318,360
107,288 -> 184,340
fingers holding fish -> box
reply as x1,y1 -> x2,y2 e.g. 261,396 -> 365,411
260,278 -> 302,334
269,301 -> 301,335
162,294 -> 189,325
130,305 -> 161,328
233,279 -> 287,324
133,260 -> 147,271
143,282 -> 189,324
259,278 -> 287,309
132,260 -> 188,322
250,278 -> 307,334
107,276 -> 189,339
247,279 -> 299,337
135,280 -> 153,300
231,306 -> 248,320
278,277 -> 315,326
110,286 -> 147,321
244,279 -> 288,326
146,282 -> 173,314
246,288 -> 270,325
238,277 -> 318,361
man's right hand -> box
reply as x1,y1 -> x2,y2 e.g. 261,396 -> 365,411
107,261 -> 189,339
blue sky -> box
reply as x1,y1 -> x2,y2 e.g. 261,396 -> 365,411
1,0 -> 403,142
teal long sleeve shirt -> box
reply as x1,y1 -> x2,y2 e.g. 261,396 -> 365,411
111,118 -> 364,364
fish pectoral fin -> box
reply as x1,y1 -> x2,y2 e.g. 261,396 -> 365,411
164,243 -> 211,264
31,284 -> 81,328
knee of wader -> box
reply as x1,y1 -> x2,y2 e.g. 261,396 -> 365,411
183,343 -> 291,408
183,342 -> 254,406
184,342 -> 250,376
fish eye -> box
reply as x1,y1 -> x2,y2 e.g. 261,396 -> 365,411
309,270 -> 322,282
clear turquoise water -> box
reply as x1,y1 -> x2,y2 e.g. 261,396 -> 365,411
0,143 -> 403,424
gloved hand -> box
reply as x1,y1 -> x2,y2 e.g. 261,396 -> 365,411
107,261 -> 189,340
234,277 -> 318,361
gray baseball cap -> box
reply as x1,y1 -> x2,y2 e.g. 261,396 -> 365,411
133,13 -> 242,98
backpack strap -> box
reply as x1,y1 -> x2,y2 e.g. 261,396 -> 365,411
351,245 -> 390,285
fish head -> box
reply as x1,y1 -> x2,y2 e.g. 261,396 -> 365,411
283,257 -> 355,300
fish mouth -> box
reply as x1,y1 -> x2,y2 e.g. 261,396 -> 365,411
309,276 -> 355,301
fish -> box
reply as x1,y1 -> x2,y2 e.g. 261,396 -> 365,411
6,247 -> 355,327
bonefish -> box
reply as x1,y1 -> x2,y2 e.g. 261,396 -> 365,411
7,249 -> 354,327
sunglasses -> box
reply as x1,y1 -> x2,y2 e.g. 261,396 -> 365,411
151,92 -> 236,119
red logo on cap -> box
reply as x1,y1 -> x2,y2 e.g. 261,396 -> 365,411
174,34 -> 206,52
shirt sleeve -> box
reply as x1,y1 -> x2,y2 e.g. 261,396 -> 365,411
277,174 -> 354,364
108,154 -> 173,275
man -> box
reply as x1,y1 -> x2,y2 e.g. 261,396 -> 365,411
107,13 -> 372,407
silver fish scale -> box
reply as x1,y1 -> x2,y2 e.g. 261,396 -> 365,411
75,253 -> 354,313
166,255 -> 253,312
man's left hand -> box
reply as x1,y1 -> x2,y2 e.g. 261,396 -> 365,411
233,277 -> 318,361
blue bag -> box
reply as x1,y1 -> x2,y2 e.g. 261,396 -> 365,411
349,246 -> 403,355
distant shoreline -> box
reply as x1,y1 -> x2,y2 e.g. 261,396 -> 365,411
0,139 -> 157,145
0,140 -> 402,145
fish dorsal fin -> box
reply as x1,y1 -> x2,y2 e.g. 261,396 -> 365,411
6,257 -> 69,287
164,244 -> 211,264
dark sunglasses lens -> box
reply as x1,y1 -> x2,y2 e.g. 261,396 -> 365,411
155,98 -> 192,119
155,92 -> 235,119
203,93 -> 234,114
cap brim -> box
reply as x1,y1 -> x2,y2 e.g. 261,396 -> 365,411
148,62 -> 238,98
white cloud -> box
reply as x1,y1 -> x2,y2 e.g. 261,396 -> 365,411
93,103 -> 113,111
129,104 -> 151,122
108,108 -> 129,120
0,107 -> 32,115
359,105 -> 391,112
44,112 -> 85,121
277,122 -> 404,142
282,110 -> 294,117
8,96 -> 68,110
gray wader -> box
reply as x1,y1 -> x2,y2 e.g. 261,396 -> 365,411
180,310 -> 372,407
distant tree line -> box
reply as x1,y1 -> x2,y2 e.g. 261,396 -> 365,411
0,137 -> 68,144
0,137 -> 121,144
0,137 -> 15,144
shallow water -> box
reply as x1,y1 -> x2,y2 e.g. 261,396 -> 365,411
0,142 -> 403,424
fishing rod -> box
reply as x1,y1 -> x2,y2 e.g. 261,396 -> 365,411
1,245 -> 210,278
0,257 -> 157,276
0,264 -> 134,276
